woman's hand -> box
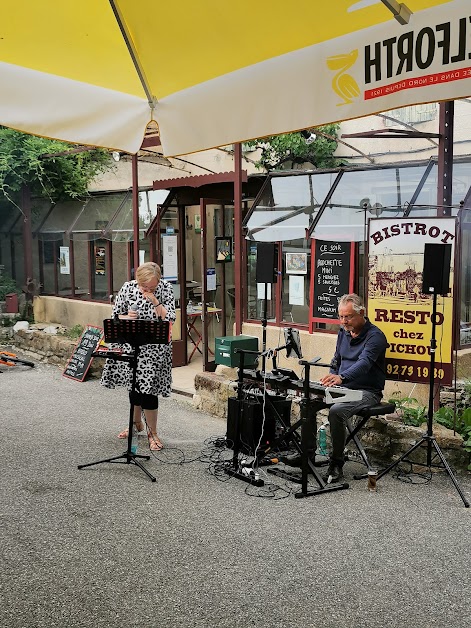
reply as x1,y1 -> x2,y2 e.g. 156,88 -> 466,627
141,290 -> 159,307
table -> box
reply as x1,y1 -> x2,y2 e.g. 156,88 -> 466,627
186,305 -> 222,362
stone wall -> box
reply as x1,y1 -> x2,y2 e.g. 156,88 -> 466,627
10,328 -> 104,379
351,415 -> 468,470
33,296 -> 113,330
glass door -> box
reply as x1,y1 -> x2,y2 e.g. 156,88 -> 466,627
199,199 -> 225,371
159,206 -> 185,367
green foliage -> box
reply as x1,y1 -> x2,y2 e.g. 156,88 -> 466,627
61,324 -> 84,340
20,302 -> 34,324
434,406 -> 471,454
0,274 -> 20,301
1,314 -> 20,327
388,392 -> 427,427
0,128 -> 113,206
462,377 -> 471,397
244,124 -> 345,170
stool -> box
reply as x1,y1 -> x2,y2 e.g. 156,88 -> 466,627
345,402 -> 396,480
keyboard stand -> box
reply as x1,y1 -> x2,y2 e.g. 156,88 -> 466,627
251,360 -> 350,498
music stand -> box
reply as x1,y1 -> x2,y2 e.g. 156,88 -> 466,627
78,317 -> 170,482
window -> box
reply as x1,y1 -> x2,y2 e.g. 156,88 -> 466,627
384,104 -> 437,126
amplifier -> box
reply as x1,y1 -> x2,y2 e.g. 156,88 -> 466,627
226,396 -> 291,454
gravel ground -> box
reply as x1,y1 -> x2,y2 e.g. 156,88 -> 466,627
1,359 -> 470,628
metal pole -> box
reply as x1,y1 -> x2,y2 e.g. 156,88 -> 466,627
234,143 -> 243,335
132,154 -> 140,274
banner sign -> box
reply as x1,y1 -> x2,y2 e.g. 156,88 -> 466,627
161,0 -> 471,157
367,217 -> 456,385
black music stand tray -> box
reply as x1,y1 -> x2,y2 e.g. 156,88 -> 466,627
78,317 -> 170,483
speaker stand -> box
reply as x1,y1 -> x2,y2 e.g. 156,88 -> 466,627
224,349 -> 264,487
377,292 -> 469,508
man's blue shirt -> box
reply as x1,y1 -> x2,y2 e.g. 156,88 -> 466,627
330,318 -> 387,394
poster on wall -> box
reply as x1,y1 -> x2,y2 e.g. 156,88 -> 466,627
207,268 -> 216,291
289,275 -> 304,306
368,217 -> 456,385
215,237 -> 232,263
162,234 -> 178,280
59,246 -> 70,275
286,252 -> 307,274
310,240 -> 354,326
257,283 -> 271,300
95,245 -> 106,275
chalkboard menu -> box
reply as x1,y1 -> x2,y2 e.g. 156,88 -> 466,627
311,240 -> 353,323
63,325 -> 104,382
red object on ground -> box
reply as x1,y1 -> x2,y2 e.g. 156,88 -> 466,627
5,293 -> 19,313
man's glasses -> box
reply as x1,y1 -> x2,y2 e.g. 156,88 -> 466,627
338,313 -> 357,322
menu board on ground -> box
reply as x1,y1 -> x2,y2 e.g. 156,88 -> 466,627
311,240 -> 354,324
63,325 -> 104,382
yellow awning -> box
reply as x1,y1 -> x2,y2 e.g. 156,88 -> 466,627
1,0 -> 468,156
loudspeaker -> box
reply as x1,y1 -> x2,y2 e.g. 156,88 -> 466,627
422,243 -> 452,295
226,395 -> 290,454
256,242 -> 277,283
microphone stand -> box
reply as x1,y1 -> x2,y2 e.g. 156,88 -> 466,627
261,283 -> 268,374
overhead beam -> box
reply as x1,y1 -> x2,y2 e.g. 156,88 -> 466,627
380,0 -> 412,25
342,129 -> 440,140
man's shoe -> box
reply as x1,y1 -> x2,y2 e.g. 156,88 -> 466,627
280,452 -> 315,468
322,463 -> 345,484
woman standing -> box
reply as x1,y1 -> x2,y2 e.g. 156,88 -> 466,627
101,262 -> 176,451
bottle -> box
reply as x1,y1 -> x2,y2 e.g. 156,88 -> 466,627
317,423 -> 328,456
131,425 -> 138,455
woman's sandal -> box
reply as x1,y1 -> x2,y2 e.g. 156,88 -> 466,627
117,423 -> 145,439
147,432 -> 163,451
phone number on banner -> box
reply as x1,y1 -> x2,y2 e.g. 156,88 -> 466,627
386,359 -> 451,385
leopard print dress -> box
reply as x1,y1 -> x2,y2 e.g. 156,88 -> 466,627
100,279 -> 176,397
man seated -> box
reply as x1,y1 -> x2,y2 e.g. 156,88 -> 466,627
318,293 -> 387,483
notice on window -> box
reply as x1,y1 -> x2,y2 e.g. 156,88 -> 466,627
162,235 -> 178,280
95,245 -> 106,275
257,283 -> 271,300
206,268 -> 217,291
59,246 -> 70,275
289,275 -> 304,305
311,240 -> 353,322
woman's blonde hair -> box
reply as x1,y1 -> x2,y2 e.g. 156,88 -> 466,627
136,262 -> 161,286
